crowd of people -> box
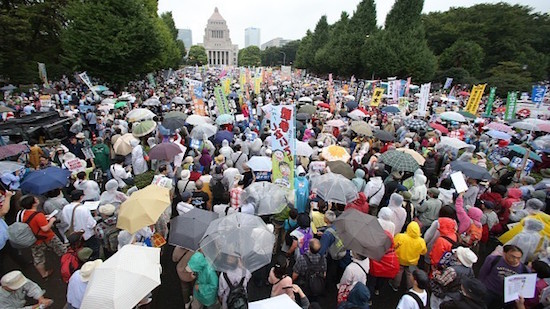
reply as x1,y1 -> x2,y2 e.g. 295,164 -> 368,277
0,67 -> 549,309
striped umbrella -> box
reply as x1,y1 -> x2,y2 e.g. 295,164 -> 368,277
379,150 -> 420,172
404,119 -> 428,131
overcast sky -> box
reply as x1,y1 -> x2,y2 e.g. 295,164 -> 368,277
158,0 -> 549,48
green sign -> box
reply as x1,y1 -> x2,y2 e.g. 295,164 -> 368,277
484,87 -> 496,116
504,91 -> 517,120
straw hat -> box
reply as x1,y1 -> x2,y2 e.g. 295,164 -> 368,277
80,259 -> 103,282
1,271 -> 28,290
98,204 -> 116,216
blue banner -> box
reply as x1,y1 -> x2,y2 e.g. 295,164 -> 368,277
532,85 -> 547,108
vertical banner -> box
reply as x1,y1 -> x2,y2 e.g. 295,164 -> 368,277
281,66 -> 292,81
355,80 -> 365,106
405,77 -> 411,96
78,72 -> 98,97
387,77 -> 396,101
239,69 -> 246,89
222,78 -> 231,95
464,84 -> 487,115
328,73 -> 335,112
532,85 -> 547,108
271,105 -> 295,189
504,92 -> 518,120
392,79 -> 401,103
485,87 -> 497,116
443,77 -> 453,90
417,82 -> 431,117
147,73 -> 156,88
214,86 -> 231,115
370,88 -> 385,107
254,77 -> 261,95
193,98 -> 206,116
37,62 -> 50,88
398,97 -> 409,111
186,79 -> 203,99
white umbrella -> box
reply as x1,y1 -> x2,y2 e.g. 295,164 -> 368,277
348,109 -> 367,120
190,123 -> 217,139
296,141 -> 313,157
80,245 -> 161,309
344,94 -> 355,100
101,98 -> 116,105
143,98 -> 161,106
172,97 -> 186,105
186,115 -> 212,126
126,108 -> 156,122
246,156 -> 272,171
440,111 -> 467,122
113,133 -> 139,156
512,119 -> 548,131
97,104 -> 114,112
249,294 -> 301,309
436,136 -> 470,150
298,97 -> 313,103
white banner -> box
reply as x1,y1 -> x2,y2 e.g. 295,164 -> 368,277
417,82 -> 431,117
392,80 -> 401,102
78,72 -> 98,97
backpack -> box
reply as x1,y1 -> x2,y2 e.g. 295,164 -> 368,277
437,235 -> 459,269
8,210 -> 47,248
103,225 -> 120,253
499,170 -> 515,187
223,272 -> 248,309
325,227 -> 347,260
304,254 -> 326,297
405,291 -> 429,309
61,249 -> 81,283
459,221 -> 482,247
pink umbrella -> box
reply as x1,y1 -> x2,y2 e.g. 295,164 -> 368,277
538,123 -> 550,133
147,143 -> 182,161
429,122 -> 449,134
485,122 -> 513,133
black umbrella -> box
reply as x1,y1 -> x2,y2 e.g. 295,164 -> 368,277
162,117 -> 187,131
169,208 -> 219,251
345,101 -> 358,110
296,113 -> 311,121
450,161 -> 492,180
374,129 -> 395,142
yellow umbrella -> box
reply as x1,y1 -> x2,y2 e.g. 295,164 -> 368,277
113,133 -> 138,156
321,145 -> 350,162
499,213 -> 550,246
117,185 -> 171,234
396,148 -> 426,165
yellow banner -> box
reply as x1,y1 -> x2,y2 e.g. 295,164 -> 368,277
254,77 -> 261,95
370,88 -> 385,107
222,78 -> 231,95
239,70 -> 246,89
464,84 -> 487,114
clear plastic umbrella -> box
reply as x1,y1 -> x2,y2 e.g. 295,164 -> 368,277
126,108 -> 156,122
0,161 -> 24,174
80,245 -> 161,309
242,182 -> 291,215
186,115 -> 213,126
143,98 -> 161,106
311,172 -> 358,204
296,141 -> 313,157
190,123 -> 218,139
199,213 -> 275,272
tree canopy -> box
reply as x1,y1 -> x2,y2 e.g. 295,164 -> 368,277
187,46 -> 208,66
238,46 -> 261,67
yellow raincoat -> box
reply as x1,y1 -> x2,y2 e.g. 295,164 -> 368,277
394,221 -> 427,266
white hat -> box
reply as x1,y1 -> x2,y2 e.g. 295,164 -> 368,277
296,165 -> 306,176
500,157 -> 510,165
80,259 -> 103,282
453,247 -> 478,268
75,132 -> 85,139
98,204 -> 115,216
180,170 -> 190,180
1,271 -> 28,290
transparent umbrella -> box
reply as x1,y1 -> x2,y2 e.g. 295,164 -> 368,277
190,123 -> 218,139
311,173 -> 358,204
242,182 -> 291,215
126,108 -> 156,122
199,213 -> 275,272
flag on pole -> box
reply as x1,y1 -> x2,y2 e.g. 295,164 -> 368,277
78,72 -> 98,97
417,83 -> 431,117
37,62 -> 50,88
443,77 -> 453,90
485,87 -> 497,116
464,84 -> 487,115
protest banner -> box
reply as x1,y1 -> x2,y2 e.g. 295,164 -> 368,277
193,98 -> 206,116
392,79 -> 401,103
271,105 -> 295,189
186,79 -> 203,99
532,85 -> 547,108
254,77 -> 261,95
405,77 -> 411,96
222,78 -> 231,95
417,83 -> 431,116
78,72 -> 98,97
281,66 -> 291,81
37,62 -> 50,88
328,74 -> 335,112
504,91 -> 518,120
370,88 -> 384,107
485,87 -> 497,116
387,77 -> 396,101
214,86 -> 231,115
464,84 -> 487,115
146,73 -> 156,88
355,80 -> 365,105
443,77 -> 453,89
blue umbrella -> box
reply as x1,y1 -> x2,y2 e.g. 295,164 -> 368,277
20,167 -> 71,195
214,130 -> 234,145
345,101 -> 358,110
228,92 -> 238,100
508,145 -> 542,162
486,130 -> 511,140
382,106 -> 400,114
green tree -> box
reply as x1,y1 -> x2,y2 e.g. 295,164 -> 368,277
61,0 -> 163,85
295,30 -> 315,69
160,12 -> 178,41
484,61 -> 532,97
238,46 -> 261,67
438,40 -> 484,75
385,0 -> 424,30
187,45 -> 207,66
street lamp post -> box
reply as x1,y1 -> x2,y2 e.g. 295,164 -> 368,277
280,51 -> 286,66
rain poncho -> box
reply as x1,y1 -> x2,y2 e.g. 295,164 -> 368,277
410,174 -> 427,207
510,198 -> 545,223
377,207 -> 396,236
99,179 -> 128,207
187,251 -> 219,307
506,218 -> 544,263
394,221 -> 427,266
219,140 -> 234,161
388,193 -> 406,234
294,174 -> 309,214
352,169 -> 366,192
130,140 -> 148,175
455,196 -> 482,234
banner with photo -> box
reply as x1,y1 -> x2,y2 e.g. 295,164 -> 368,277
271,105 -> 295,189
417,83 -> 431,117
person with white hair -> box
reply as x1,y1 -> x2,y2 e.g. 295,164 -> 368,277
130,139 -> 148,175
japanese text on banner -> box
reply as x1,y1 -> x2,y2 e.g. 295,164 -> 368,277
417,83 -> 431,116
370,88 -> 385,107
214,86 -> 231,115
37,63 -> 50,88
271,105 -> 295,189
504,92 -> 518,120
464,84 -> 487,114
485,87 -> 497,116
532,85 -> 547,108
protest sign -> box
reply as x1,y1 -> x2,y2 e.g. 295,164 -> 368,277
504,273 -> 537,303
370,88 -> 385,107
464,84 -> 486,115
271,105 -> 295,189
417,83 -> 431,116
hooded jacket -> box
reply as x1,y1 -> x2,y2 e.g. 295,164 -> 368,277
352,169 -> 367,192
430,217 -> 458,265
410,174 -> 427,206
337,282 -> 370,309
377,207 -> 396,236
492,188 -> 522,234
506,218 -> 544,263
345,192 -> 369,214
455,196 -> 482,234
388,193 -> 407,234
187,252 -> 219,306
394,222 -> 427,266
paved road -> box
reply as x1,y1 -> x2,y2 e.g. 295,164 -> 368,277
6,246 -> 402,309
